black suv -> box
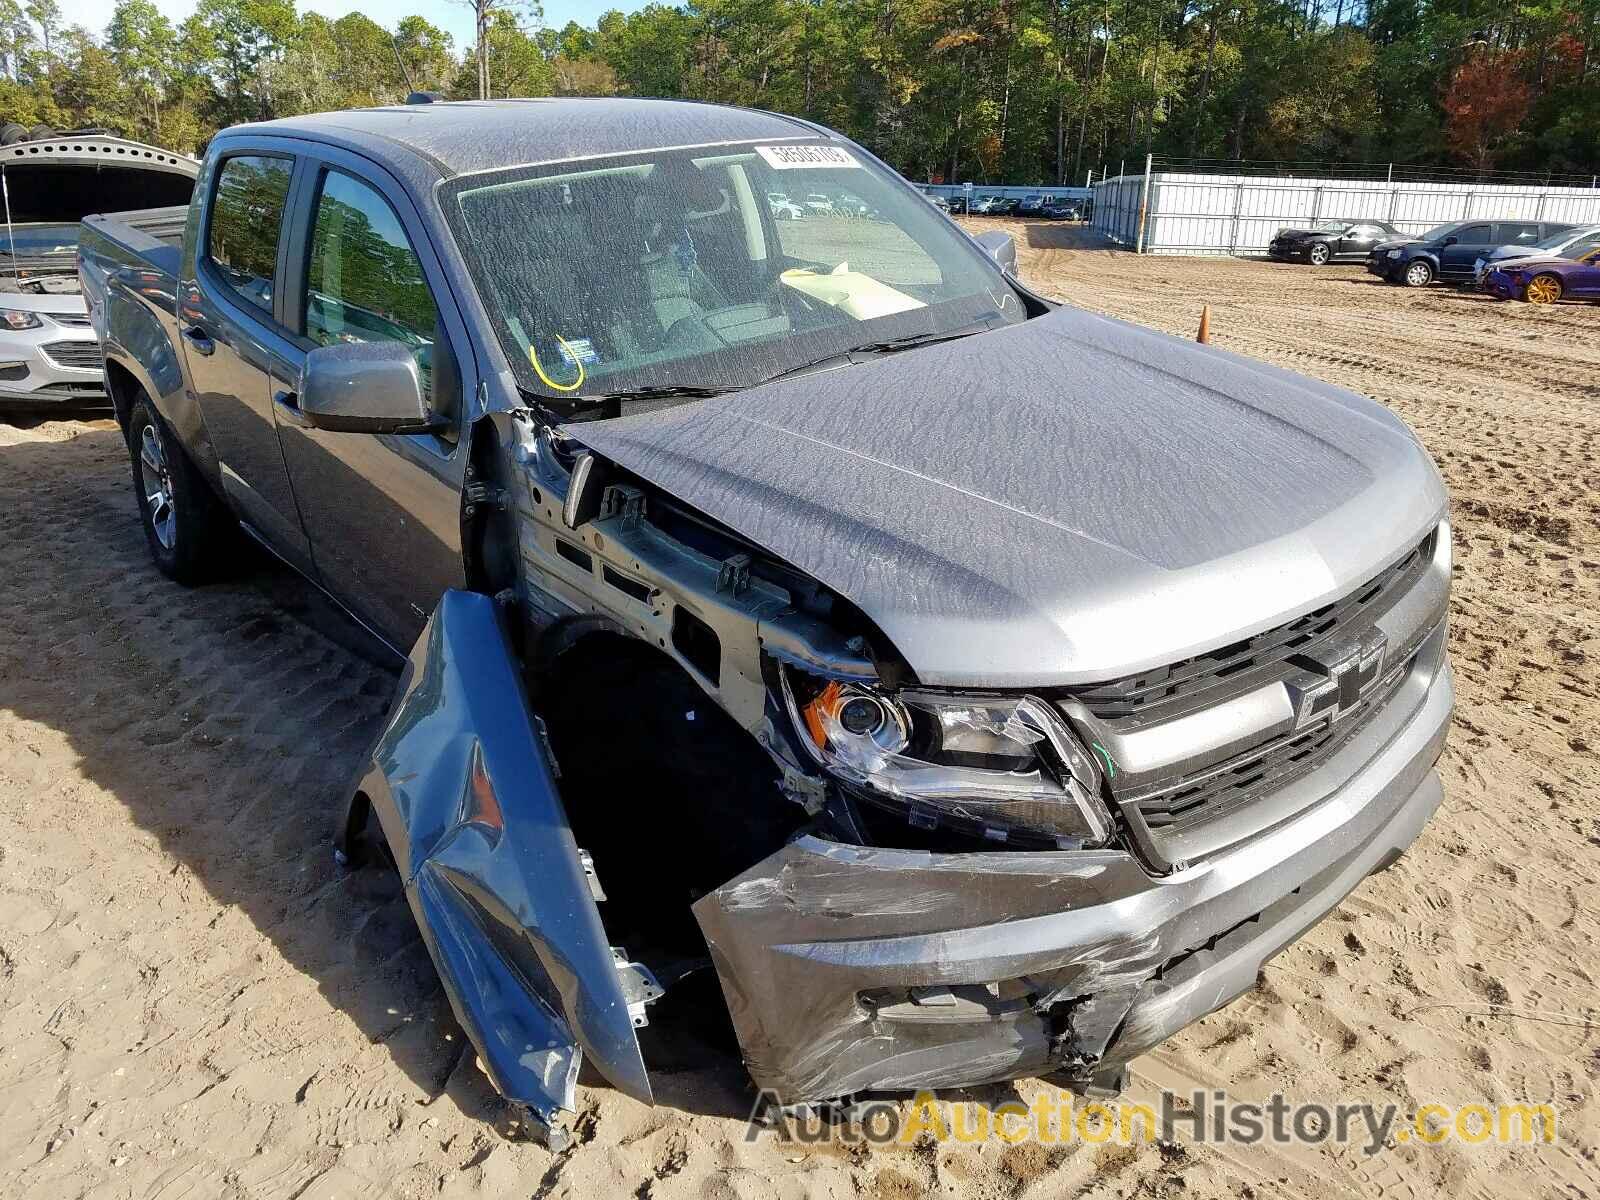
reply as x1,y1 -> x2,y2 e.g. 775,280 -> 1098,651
1369,219 -> 1574,287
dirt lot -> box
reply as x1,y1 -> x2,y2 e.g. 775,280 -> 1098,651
2,227 -> 1597,1199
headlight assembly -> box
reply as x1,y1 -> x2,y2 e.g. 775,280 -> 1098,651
780,667 -> 1113,846
0,308 -> 42,331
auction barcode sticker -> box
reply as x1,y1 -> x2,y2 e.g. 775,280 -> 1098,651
756,144 -> 859,170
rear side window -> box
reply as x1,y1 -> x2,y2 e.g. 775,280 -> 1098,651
206,155 -> 292,315
304,169 -> 443,403
1500,222 -> 1540,242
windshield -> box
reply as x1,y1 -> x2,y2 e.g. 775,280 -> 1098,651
444,141 -> 1022,404
0,222 -> 79,257
1538,226 -> 1591,251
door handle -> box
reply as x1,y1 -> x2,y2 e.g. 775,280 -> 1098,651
182,325 -> 215,356
273,389 -> 311,428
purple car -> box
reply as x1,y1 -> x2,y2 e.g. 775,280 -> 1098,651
1485,246 -> 1600,304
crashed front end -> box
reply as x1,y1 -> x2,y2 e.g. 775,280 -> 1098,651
349,401 -> 1452,1128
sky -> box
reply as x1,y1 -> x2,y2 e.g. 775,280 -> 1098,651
64,0 -> 644,49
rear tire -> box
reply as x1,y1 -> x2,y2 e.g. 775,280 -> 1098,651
1402,260 -> 1434,288
1524,273 -> 1563,305
127,395 -> 236,584
1308,242 -> 1331,266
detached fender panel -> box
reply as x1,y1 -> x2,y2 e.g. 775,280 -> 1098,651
357,589 -> 651,1114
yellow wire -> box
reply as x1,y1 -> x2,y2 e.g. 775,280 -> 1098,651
528,333 -> 587,393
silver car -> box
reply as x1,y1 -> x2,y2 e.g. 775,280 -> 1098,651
0,133 -> 197,409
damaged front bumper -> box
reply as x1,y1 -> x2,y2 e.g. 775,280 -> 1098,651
694,654 -> 1452,1103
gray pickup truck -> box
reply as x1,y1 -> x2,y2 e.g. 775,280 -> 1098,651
81,97 -> 1453,1144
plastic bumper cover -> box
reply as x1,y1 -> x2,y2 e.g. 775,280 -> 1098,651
0,323 -> 106,404
694,657 -> 1453,1103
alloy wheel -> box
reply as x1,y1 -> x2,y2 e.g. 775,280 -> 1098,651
1525,275 -> 1562,305
1405,262 -> 1431,287
139,422 -> 177,551
1309,244 -> 1330,265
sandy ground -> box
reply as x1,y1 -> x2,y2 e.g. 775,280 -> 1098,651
2,226 -> 1597,1199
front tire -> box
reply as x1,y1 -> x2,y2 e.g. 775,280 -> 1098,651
1402,260 -> 1434,288
1308,242 -> 1331,266
128,395 -> 235,584
1524,274 -> 1563,304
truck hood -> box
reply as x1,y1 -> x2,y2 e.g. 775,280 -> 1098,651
570,305 -> 1446,688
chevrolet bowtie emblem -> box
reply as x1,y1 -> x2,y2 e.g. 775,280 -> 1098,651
1286,631 -> 1388,730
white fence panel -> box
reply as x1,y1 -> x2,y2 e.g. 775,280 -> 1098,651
1092,170 -> 1600,256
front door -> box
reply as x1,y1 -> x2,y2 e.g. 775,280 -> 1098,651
182,152 -> 314,574
1336,223 -> 1386,260
273,158 -> 470,650
1440,223 -> 1494,278
1569,249 -> 1600,298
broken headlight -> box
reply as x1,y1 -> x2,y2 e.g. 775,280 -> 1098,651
780,668 -> 1112,846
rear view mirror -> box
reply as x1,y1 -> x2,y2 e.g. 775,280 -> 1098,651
299,340 -> 443,435
973,229 -> 1017,275
1442,236 -> 1459,246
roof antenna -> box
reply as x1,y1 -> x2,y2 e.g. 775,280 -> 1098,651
1,166 -> 17,287
388,31 -> 417,96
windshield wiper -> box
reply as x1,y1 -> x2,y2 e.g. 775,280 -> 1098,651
579,384 -> 732,403
760,321 -> 999,386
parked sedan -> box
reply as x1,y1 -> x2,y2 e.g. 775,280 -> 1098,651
1041,201 -> 1080,220
1017,194 -> 1046,216
1474,224 -> 1600,287
1268,219 -> 1402,265
1484,247 -> 1600,303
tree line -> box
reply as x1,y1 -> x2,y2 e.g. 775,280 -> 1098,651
2,0 -> 1595,185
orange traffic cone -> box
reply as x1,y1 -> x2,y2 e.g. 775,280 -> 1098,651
1196,304 -> 1211,344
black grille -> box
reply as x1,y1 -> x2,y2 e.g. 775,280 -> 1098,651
1072,532 -> 1434,726
1131,651 -> 1415,833
51,313 -> 93,328
36,380 -> 107,397
41,340 -> 103,370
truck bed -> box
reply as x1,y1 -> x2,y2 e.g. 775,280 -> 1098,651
82,205 -> 188,280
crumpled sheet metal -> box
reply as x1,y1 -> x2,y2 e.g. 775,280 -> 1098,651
692,836 -> 1169,1102
357,589 -> 651,1115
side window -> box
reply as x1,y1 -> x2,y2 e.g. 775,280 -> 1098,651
1569,232 -> 1600,258
1352,224 -> 1383,238
304,169 -> 444,404
1456,224 -> 1493,244
206,155 -> 293,315
1501,222 -> 1540,242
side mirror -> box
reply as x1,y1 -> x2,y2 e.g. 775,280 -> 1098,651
973,229 -> 1017,275
1442,236 -> 1458,246
299,340 -> 442,435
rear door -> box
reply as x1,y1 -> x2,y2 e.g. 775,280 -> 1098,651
183,150 -> 315,573
272,148 -> 473,650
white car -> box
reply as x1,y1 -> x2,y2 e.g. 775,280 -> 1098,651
803,193 -> 836,215
0,133 -> 196,410
766,193 -> 804,220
